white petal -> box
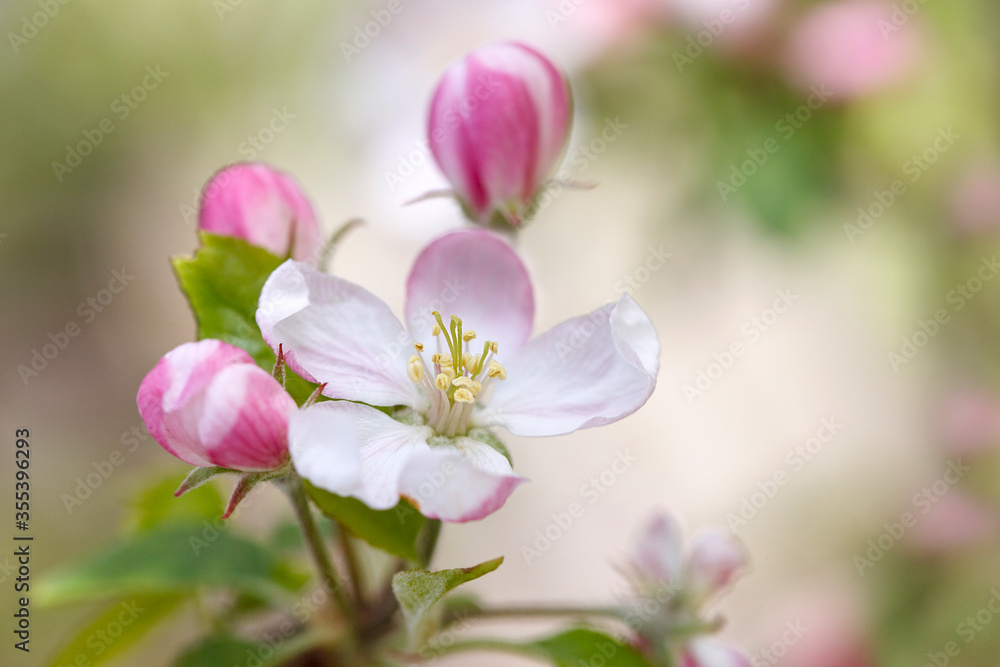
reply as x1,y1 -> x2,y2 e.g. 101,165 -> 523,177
633,512 -> 685,585
681,637 -> 752,667
399,438 -> 527,522
482,294 -> 659,436
685,529 -> 748,607
257,260 -> 424,408
289,401 -> 433,510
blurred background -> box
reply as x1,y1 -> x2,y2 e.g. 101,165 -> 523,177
3,0 -> 1000,665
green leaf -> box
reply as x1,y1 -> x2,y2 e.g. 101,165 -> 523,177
126,472 -> 225,534
172,631 -> 324,667
392,557 -> 503,648
46,595 -> 185,667
519,629 -> 656,667
304,482 -> 426,561
172,232 -> 316,404
38,524 -> 306,606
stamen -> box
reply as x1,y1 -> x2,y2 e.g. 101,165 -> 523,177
454,388 -> 475,403
414,342 -> 424,352
435,373 -> 452,392
463,330 -> 477,341
452,376 -> 482,394
407,355 -> 424,383
487,360 -> 507,380
431,324 -> 441,336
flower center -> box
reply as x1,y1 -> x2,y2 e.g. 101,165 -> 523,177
406,311 -> 507,437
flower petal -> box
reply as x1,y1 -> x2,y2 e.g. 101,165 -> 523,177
633,511 -> 685,585
257,260 -> 424,408
399,437 -> 527,522
289,401 -> 434,510
138,340 -> 254,468
483,293 -> 659,436
684,528 -> 748,607
196,364 -> 296,471
405,229 -> 534,355
680,638 -> 752,667
198,163 -> 322,262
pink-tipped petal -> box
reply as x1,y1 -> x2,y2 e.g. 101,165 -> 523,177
634,512 -> 685,584
137,339 -> 293,472
197,364 -> 296,471
484,294 -> 659,437
399,439 -> 527,523
680,638 -> 752,667
289,401 -> 434,511
405,229 -> 534,355
257,260 -> 424,409
428,41 -> 571,225
685,529 -> 749,606
198,163 -> 322,262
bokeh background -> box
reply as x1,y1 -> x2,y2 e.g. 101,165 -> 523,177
3,0 -> 1000,665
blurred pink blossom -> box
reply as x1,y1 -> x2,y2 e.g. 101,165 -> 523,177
937,387 -> 1000,456
783,1 -> 920,101
950,164 -> 1000,236
909,491 -> 997,555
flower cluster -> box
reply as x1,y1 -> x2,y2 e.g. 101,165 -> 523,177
130,38 -> 752,667
628,512 -> 751,666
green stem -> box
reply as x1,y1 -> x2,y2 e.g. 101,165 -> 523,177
282,474 -> 358,638
462,605 -> 626,622
417,519 -> 442,568
337,524 -> 366,610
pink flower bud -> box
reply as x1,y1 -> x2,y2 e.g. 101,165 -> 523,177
137,339 -> 296,472
633,512 -> 685,584
428,41 -> 572,227
198,163 -> 322,261
784,1 -> 919,101
684,528 -> 748,606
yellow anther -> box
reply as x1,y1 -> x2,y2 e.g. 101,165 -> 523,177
468,354 -> 482,373
407,356 -> 424,384
463,330 -> 477,341
437,353 -> 453,369
453,388 -> 475,403
489,341 -> 499,354
435,374 -> 451,392
452,376 -> 482,394
487,360 -> 507,380
462,352 -> 474,369
414,342 -> 424,352
431,324 -> 441,336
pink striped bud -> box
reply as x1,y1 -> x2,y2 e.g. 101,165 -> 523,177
137,340 -> 296,472
198,163 -> 322,261
428,41 -> 572,227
